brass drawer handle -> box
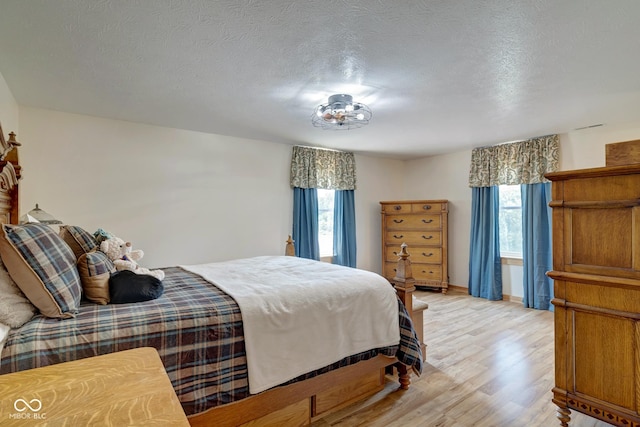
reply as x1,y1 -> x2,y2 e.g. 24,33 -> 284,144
423,205 -> 431,210
394,205 -> 402,211
422,235 -> 433,240
393,234 -> 404,239
422,252 -> 433,257
422,219 -> 433,224
393,251 -> 398,256
422,270 -> 434,274
393,219 -> 404,223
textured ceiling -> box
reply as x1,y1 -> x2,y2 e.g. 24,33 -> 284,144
1,1 -> 640,159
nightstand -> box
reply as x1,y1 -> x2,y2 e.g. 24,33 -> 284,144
0,347 -> 189,426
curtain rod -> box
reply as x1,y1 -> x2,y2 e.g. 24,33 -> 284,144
293,145 -> 346,153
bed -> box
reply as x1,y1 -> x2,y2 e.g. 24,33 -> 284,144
0,134 -> 423,426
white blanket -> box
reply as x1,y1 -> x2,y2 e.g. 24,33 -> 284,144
181,256 -> 399,394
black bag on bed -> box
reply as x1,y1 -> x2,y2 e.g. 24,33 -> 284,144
109,270 -> 164,304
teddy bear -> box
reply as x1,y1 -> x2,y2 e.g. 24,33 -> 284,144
99,236 -> 165,281
93,227 -> 114,245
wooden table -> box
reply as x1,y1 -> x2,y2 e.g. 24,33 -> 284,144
0,347 -> 189,426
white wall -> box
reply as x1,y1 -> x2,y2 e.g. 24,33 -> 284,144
0,73 -> 19,143
501,261 -> 524,299
18,107 -> 292,267
402,150 -> 471,289
560,122 -> 640,170
16,107 -> 404,271
404,122 -> 640,296
354,155 -> 405,273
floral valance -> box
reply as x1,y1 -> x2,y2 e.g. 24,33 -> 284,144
290,145 -> 356,190
468,134 -> 559,187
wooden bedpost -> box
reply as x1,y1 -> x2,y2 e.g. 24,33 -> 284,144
285,235 -> 295,256
392,243 -> 415,389
0,125 -> 21,225
391,243 -> 428,389
393,243 -> 415,313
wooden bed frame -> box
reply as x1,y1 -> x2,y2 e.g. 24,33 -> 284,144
0,129 -> 425,427
189,245 -> 425,427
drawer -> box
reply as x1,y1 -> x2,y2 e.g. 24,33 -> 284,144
414,264 -> 443,281
385,231 -> 441,246
385,246 -> 442,264
313,370 -> 383,416
412,202 -> 444,213
385,262 -> 442,282
381,203 -> 412,213
383,262 -> 398,279
385,214 -> 441,230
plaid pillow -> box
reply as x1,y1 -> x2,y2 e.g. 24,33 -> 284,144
59,225 -> 98,260
78,251 -> 115,305
0,223 -> 81,318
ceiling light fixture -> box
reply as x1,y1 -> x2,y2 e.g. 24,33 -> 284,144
311,94 -> 372,130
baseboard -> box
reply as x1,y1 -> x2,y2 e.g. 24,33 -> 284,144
446,284 -> 467,294
433,284 -> 523,304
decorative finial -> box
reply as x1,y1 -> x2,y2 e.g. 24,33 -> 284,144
398,242 -> 410,260
285,235 -> 295,256
8,132 -> 21,146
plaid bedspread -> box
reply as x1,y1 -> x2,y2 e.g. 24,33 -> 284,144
0,266 -> 423,415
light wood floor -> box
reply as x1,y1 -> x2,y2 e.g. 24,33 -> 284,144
312,289 -> 613,427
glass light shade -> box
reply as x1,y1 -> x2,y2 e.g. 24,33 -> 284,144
20,204 -> 62,225
311,94 -> 372,130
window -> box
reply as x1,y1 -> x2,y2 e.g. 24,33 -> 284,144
317,189 -> 335,257
498,185 -> 522,258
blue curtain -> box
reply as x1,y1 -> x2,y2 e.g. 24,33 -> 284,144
333,190 -> 357,267
468,186 -> 502,300
292,187 -> 320,260
521,182 -> 553,310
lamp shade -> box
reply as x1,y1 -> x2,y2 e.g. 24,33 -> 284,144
19,204 -> 62,225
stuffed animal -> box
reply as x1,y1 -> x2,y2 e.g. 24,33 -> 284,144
99,236 -> 165,281
93,228 -> 114,245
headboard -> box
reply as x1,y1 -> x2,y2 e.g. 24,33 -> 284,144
0,121 -> 21,225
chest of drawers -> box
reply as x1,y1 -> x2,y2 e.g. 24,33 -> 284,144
380,200 -> 448,293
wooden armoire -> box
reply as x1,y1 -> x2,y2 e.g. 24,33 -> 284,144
546,163 -> 640,426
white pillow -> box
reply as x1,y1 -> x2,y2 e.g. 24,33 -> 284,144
0,323 -> 10,356
0,258 -> 36,328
